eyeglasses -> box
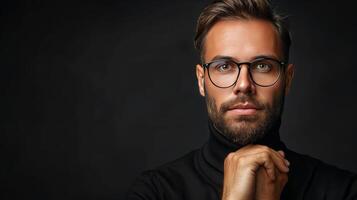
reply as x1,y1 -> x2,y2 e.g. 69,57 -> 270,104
203,57 -> 286,88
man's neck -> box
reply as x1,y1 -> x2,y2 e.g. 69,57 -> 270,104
202,119 -> 286,172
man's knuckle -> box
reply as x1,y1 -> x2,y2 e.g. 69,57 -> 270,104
260,151 -> 271,160
226,152 -> 234,160
259,145 -> 270,152
224,153 -> 234,163
242,156 -> 253,166
233,154 -> 241,162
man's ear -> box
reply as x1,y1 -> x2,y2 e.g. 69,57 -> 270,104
285,64 -> 294,95
196,64 -> 205,97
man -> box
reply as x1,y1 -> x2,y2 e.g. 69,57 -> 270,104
126,0 -> 357,199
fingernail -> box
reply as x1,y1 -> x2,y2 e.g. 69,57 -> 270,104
279,151 -> 285,157
285,167 -> 290,172
278,151 -> 285,158
285,159 -> 290,166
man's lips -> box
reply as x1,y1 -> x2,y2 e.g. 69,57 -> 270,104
226,103 -> 260,115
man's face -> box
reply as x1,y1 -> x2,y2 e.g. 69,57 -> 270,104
196,19 -> 294,145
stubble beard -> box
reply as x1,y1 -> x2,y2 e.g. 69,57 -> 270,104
206,91 -> 285,146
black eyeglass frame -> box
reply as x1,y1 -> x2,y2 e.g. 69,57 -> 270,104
202,57 -> 286,88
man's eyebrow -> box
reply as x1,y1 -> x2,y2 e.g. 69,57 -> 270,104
207,54 -> 281,63
252,54 -> 280,60
208,55 -> 235,63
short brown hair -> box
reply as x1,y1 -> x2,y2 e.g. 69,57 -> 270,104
194,0 -> 291,63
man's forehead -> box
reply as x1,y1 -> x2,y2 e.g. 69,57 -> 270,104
203,19 -> 283,63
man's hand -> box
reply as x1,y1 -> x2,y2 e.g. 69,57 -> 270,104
255,150 -> 288,200
221,145 -> 289,200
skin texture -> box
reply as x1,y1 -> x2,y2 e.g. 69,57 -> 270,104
195,19 -> 294,200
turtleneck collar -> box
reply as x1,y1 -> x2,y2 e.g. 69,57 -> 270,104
201,119 -> 286,173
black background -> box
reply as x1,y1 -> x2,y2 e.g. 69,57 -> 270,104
2,0 -> 357,199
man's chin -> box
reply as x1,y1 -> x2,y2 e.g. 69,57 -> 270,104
226,114 -> 260,124
226,122 -> 258,134
220,118 -> 266,145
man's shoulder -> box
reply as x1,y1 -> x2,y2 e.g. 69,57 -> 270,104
287,149 -> 356,179
133,149 -> 200,180
126,149 -> 203,199
153,148 -> 201,177
286,149 -> 357,198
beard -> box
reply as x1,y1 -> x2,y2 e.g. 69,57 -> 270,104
206,89 -> 285,146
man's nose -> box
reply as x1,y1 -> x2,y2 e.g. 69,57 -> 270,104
232,65 -> 255,94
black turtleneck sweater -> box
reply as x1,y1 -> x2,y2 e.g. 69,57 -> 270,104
126,122 -> 357,199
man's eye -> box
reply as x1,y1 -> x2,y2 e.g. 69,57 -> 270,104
216,64 -> 233,72
253,63 -> 271,72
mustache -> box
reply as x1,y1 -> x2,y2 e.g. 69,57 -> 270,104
219,94 -> 264,113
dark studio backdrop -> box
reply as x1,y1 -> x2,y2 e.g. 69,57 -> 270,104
2,0 -> 357,199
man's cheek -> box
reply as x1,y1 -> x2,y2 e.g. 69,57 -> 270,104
256,93 -> 273,109
216,101 -> 224,113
